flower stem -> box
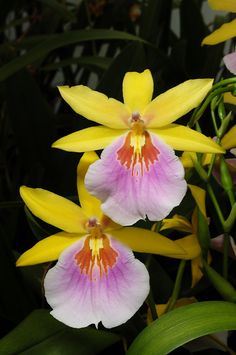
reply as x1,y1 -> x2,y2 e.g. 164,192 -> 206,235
147,289 -> 158,321
166,260 -> 186,312
207,183 -> 225,227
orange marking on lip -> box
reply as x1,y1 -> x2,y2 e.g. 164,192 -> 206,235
117,131 -> 159,176
74,235 -> 118,281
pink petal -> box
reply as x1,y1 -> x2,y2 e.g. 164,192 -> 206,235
44,235 -> 149,328
223,52 -> 236,75
85,132 -> 187,225
210,234 -> 236,259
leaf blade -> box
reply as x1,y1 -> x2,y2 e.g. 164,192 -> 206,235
127,301 -> 236,355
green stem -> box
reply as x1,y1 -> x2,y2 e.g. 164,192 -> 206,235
207,184 -> 225,228
228,190 -> 236,208
212,77 -> 236,90
145,254 -> 158,320
188,85 -> 236,127
207,154 -> 217,178
166,260 -> 186,312
147,290 -> 158,321
211,106 -> 218,134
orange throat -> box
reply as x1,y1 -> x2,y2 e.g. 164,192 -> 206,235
74,220 -> 118,281
117,130 -> 159,176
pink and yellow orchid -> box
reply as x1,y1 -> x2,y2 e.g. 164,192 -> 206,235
53,69 -> 223,225
202,0 -> 236,45
17,152 -> 189,329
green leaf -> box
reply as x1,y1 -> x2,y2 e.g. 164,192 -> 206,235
42,56 -> 112,71
203,261 -> 236,302
0,30 -> 147,81
127,301 -> 236,355
38,0 -> 75,21
0,310 -> 120,355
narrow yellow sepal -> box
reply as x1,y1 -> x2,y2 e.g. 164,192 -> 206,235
123,69 -> 154,114
221,125 -> 236,150
188,184 -> 207,218
161,214 -> 193,233
150,124 -> 225,153
77,152 -> 102,219
202,19 -> 236,45
16,232 -> 83,266
52,126 -> 127,153
224,92 -> 236,105
175,234 -> 201,260
20,186 -> 87,233
145,79 -> 213,127
111,227 -> 187,257
58,85 -> 130,129
181,151 -> 213,168
208,0 -> 236,13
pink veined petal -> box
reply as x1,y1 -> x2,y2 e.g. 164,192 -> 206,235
44,236 -> 149,329
85,132 -> 187,225
223,52 -> 236,75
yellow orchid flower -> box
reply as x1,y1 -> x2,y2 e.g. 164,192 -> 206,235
53,69 -> 223,225
161,185 -> 210,288
17,152 -> 189,329
202,0 -> 236,45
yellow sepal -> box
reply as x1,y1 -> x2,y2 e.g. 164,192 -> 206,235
52,126 -> 127,153
145,79 -> 213,127
58,85 -> 130,129
150,124 -> 224,153
20,186 -> 87,233
123,69 -> 153,114
202,18 -> 236,45
16,232 -> 83,266
111,227 -> 187,257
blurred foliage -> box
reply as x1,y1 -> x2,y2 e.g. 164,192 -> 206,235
0,0 -> 235,354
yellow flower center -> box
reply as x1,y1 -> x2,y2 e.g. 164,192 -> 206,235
117,112 -> 159,176
74,218 -> 118,281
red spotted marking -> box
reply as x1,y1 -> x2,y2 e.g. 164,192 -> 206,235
117,131 -> 159,176
74,235 -> 118,281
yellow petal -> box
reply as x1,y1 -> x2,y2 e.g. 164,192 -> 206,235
111,227 -> 187,257
122,69 -> 154,114
208,0 -> 236,12
221,125 -> 236,149
144,79 -> 213,127
16,232 -> 82,266
161,214 -> 193,233
77,152 -> 102,219
175,234 -> 201,259
181,151 -> 213,168
188,184 -> 207,218
224,92 -> 236,105
150,124 -> 225,153
202,19 -> 236,45
20,186 -> 87,233
58,85 -> 130,129
52,126 -> 127,152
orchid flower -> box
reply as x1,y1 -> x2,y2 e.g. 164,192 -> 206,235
53,69 -> 223,225
161,185 -> 210,288
202,0 -> 236,45
17,152 -> 189,329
